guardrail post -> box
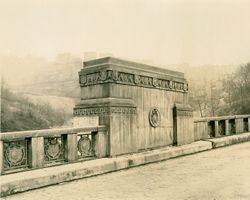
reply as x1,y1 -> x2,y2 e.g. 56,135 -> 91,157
229,119 -> 236,134
235,118 -> 244,134
92,130 -> 108,158
215,121 -> 219,137
194,122 -> 198,140
0,141 -> 3,174
28,137 -> 44,168
225,120 -> 230,135
64,134 -> 78,162
248,117 -> 250,132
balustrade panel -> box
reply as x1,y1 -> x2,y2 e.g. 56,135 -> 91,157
44,136 -> 65,164
77,133 -> 95,159
3,140 -> 28,172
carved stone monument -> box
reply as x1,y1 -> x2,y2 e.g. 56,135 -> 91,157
74,57 -> 194,156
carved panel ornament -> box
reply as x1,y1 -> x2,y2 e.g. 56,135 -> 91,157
79,70 -> 188,93
77,135 -> 94,157
149,108 -> 161,128
44,137 -> 64,162
4,140 -> 27,169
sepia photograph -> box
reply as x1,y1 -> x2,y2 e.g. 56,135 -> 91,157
0,0 -> 250,199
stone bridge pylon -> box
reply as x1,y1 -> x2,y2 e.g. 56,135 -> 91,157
73,57 -> 194,156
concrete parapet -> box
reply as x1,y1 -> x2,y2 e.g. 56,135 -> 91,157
206,132 -> 250,148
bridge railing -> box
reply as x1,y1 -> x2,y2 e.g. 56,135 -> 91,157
194,114 -> 250,141
0,126 -> 108,175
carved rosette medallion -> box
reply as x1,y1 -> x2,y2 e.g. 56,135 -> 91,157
134,74 -> 140,84
100,71 -> 107,81
80,75 -> 87,84
77,135 -> 93,157
152,78 -> 158,87
169,81 -> 173,89
112,70 -> 119,81
149,108 -> 161,128
44,138 -> 62,161
183,83 -> 188,91
4,141 -> 26,167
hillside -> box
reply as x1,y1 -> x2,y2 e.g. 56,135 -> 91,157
1,86 -> 73,132
22,93 -> 75,114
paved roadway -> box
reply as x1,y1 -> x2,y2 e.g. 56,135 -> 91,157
3,142 -> 250,200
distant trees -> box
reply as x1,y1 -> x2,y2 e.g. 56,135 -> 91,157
219,62 -> 250,115
189,62 -> 250,117
189,86 -> 207,117
189,81 -> 221,117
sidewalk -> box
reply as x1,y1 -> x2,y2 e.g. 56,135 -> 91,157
1,132 -> 250,197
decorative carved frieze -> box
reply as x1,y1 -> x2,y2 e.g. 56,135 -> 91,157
74,106 -> 136,116
79,70 -> 188,92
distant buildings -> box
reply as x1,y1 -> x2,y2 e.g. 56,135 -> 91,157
83,52 -> 113,61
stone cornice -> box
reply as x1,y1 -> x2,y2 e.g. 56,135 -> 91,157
83,57 -> 184,78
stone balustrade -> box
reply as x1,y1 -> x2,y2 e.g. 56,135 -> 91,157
0,126 -> 107,175
194,115 -> 250,141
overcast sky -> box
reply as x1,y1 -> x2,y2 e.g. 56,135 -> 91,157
1,0 -> 250,65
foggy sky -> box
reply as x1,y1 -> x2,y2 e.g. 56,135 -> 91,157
1,0 -> 250,65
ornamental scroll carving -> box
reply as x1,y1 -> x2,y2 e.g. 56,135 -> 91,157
74,106 -> 136,116
79,70 -> 188,92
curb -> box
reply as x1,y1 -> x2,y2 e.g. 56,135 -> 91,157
205,132 -> 250,148
0,141 -> 212,197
